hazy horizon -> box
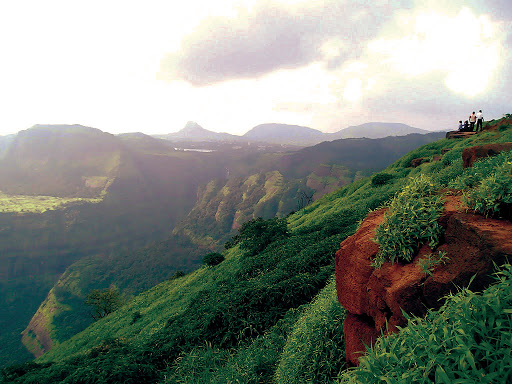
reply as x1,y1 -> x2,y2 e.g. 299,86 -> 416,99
6,120 -> 444,138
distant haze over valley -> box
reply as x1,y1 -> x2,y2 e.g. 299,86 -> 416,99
0,122 -> 446,367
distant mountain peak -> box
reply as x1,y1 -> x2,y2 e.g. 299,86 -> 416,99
155,121 -> 241,142
181,121 -> 206,134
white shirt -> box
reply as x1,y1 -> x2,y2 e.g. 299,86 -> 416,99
476,112 -> 483,120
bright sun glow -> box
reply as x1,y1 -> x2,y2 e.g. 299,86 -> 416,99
368,8 -> 502,97
343,78 -> 363,102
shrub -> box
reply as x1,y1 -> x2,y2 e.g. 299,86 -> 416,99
373,175 -> 444,268
170,270 -> 186,280
202,252 -> 225,267
371,173 -> 393,187
449,150 -> 512,218
416,251 -> 449,276
131,311 -> 142,324
462,155 -> 512,219
449,150 -> 512,190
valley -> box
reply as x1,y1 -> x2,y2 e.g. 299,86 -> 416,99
1,115 -> 509,383
0,123 -> 445,367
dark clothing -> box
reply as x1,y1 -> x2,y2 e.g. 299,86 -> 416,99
476,119 -> 483,131
470,121 -> 475,131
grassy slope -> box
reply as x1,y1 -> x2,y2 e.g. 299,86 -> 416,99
2,120 -> 511,383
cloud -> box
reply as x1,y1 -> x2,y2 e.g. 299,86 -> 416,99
324,4 -> 511,128
159,0 -> 411,86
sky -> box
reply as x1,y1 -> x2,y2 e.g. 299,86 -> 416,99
0,0 -> 510,136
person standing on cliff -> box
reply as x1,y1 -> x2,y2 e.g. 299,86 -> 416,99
469,112 -> 477,131
476,110 -> 484,131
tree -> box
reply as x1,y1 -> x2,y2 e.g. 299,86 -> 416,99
202,252 -> 225,266
85,286 -> 125,320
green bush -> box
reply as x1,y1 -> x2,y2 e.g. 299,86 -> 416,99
448,150 -> 512,218
170,270 -> 186,280
371,173 -> 393,187
462,154 -> 512,219
131,311 -> 142,324
416,251 -> 449,276
373,174 -> 444,268
449,151 -> 512,190
337,263 -> 512,383
202,252 -> 225,266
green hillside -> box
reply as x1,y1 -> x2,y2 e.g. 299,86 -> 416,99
2,117 -> 511,383
26,130 -> 446,358
0,126 -> 232,366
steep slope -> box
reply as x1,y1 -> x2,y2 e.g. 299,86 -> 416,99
171,132 -> 446,249
0,125 -> 229,366
27,132 -> 443,355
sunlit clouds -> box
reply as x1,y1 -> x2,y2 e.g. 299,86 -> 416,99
368,8 -> 503,96
0,0 -> 510,135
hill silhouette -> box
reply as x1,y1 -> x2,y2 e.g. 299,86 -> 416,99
154,121 -> 436,146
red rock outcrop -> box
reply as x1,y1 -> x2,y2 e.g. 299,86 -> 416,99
335,196 -> 512,366
462,142 -> 512,168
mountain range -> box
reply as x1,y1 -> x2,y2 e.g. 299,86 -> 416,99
154,121 -> 432,146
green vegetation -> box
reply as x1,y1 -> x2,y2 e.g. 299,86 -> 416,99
226,217 -> 289,256
338,264 -> 512,383
449,151 -> 512,218
0,191 -> 103,214
371,172 -> 393,186
417,251 -> 450,276
275,279 -> 346,384
202,252 -> 225,266
373,174 -> 444,268
85,286 -> 125,321
2,119 -> 512,382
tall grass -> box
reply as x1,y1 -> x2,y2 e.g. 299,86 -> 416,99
373,174 -> 444,268
275,278 -> 346,384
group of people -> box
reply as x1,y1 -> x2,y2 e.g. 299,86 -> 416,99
459,110 -> 484,132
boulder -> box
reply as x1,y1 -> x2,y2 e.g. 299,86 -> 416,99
409,157 -> 427,168
335,196 -> 512,366
462,142 -> 512,168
